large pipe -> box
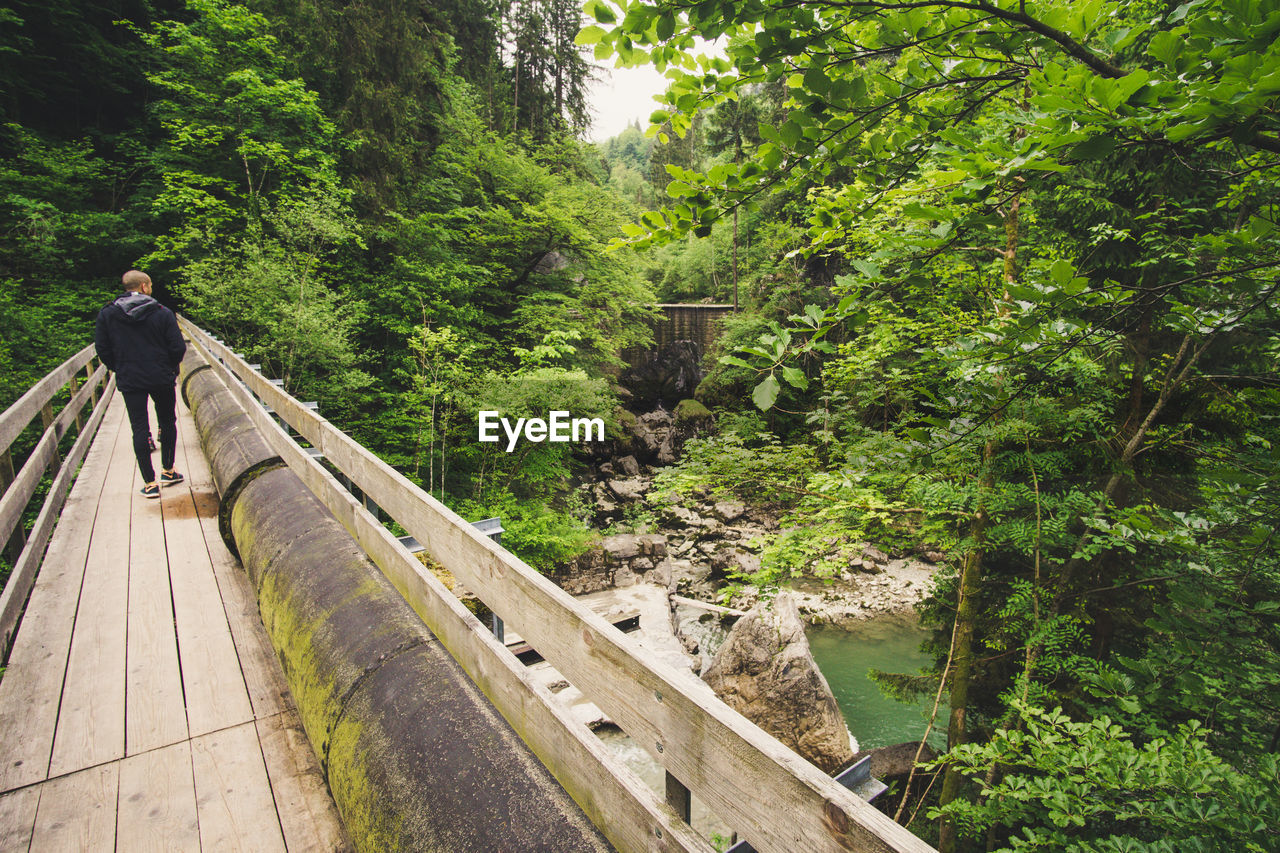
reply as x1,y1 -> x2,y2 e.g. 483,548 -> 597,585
180,349 -> 610,853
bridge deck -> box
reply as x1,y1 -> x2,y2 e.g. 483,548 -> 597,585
0,393 -> 350,851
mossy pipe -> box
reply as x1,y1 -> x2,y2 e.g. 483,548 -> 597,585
180,351 -> 283,556
180,352 -> 611,852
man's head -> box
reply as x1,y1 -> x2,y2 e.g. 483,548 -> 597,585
122,270 -> 152,295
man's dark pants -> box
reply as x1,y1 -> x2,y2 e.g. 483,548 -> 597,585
121,384 -> 177,483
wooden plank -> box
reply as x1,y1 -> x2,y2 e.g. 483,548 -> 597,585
0,451 -> 22,564
0,377 -> 115,655
0,400 -> 123,792
164,481 -> 254,737
125,480 -> 188,755
29,762 -> 118,852
0,786 -> 40,852
174,399 -> 290,720
191,721 -> 287,853
180,321 -> 936,853
117,740 -> 200,852
48,409 -> 135,778
256,711 -> 351,853
0,344 -> 95,457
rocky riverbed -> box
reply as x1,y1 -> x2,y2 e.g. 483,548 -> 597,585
555,469 -> 942,628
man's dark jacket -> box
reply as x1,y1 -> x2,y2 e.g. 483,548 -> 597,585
94,292 -> 186,392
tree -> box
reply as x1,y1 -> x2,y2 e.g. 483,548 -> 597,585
703,90 -> 762,309
589,0 -> 1280,847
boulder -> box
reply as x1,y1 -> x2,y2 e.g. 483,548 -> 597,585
601,534 -> 642,561
636,533 -> 668,559
711,500 -> 745,522
615,455 -> 641,476
850,742 -> 938,780
702,593 -> 856,774
606,477 -> 646,501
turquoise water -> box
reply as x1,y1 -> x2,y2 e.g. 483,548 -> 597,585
807,615 -> 948,750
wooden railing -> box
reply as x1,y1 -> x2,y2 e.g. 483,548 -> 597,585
0,345 -> 114,655
179,317 -> 936,853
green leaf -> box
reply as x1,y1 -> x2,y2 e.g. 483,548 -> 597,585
575,25 -> 607,46
1070,135 -> 1116,160
586,0 -> 617,24
850,259 -> 881,279
1050,259 -> 1074,286
718,355 -> 755,369
780,119 -> 803,146
655,13 -> 675,41
753,373 -> 781,410
781,365 -> 809,389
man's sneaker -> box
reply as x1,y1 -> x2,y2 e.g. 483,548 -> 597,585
140,483 -> 160,499
160,470 -> 184,486
147,434 -> 157,452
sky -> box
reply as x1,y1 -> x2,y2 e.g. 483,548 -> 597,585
585,61 -> 673,143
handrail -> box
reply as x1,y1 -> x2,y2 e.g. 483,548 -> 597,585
0,346 -> 114,656
0,344 -> 96,456
179,317 -> 935,853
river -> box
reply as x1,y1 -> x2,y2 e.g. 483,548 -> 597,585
807,613 -> 947,750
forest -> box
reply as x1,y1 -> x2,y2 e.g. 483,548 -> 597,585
2,0 -> 1278,850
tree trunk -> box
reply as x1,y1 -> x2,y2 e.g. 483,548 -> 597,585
937,444 -> 993,853
939,184 -> 1019,852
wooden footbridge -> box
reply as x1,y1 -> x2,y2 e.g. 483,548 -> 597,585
0,322 -> 936,853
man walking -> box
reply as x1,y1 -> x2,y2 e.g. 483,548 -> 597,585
95,270 -> 187,498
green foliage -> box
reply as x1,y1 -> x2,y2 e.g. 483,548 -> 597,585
456,491 -> 597,570
138,0 -> 344,267
652,430 -> 818,506
933,703 -> 1280,852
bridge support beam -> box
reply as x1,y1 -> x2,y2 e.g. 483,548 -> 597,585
179,351 -> 611,853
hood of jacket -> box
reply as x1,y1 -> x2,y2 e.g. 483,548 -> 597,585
112,291 -> 161,323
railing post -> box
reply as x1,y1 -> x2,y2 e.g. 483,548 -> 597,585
68,374 -> 84,433
40,402 -> 61,472
85,360 -> 98,408
0,450 -> 24,563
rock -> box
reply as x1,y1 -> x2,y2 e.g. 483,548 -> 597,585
862,546 -> 889,564
651,559 -> 674,587
606,478 -> 646,501
674,398 -> 714,429
616,455 -> 641,476
702,592 -> 856,774
596,462 -> 615,478
636,533 -> 668,558
668,559 -> 711,589
711,501 -> 745,522
709,548 -> 761,577
923,550 -> 946,564
662,505 -> 704,528
602,534 -> 642,561
850,742 -> 938,780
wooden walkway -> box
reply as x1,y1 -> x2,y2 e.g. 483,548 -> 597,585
0,392 -> 350,851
